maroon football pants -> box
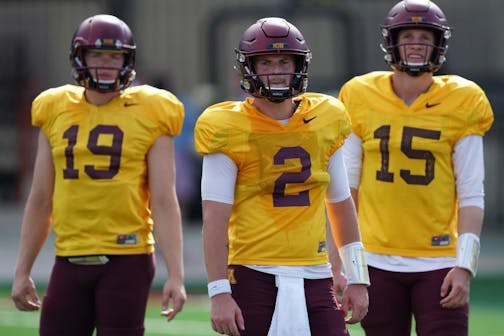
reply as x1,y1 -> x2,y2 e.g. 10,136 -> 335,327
361,266 -> 468,336
39,254 -> 155,336
229,265 -> 349,336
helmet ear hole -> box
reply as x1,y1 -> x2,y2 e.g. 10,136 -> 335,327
235,17 -> 311,102
70,14 -> 136,92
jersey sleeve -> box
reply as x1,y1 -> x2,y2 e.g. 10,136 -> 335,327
338,78 -> 364,138
146,87 -> 185,138
327,95 -> 352,154
460,84 -> 494,138
194,108 -> 223,155
31,90 -> 49,128
31,87 -> 68,133
194,101 -> 247,157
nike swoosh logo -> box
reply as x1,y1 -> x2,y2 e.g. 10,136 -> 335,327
303,116 -> 317,124
425,102 -> 441,108
124,102 -> 138,107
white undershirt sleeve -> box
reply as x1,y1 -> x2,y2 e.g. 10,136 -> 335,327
453,135 -> 485,209
202,149 -> 352,205
341,132 -> 363,189
340,133 -> 484,209
326,149 -> 351,203
201,153 -> 237,204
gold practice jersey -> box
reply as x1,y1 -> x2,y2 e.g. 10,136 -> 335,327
339,72 -> 494,257
195,93 -> 351,266
32,84 -> 184,256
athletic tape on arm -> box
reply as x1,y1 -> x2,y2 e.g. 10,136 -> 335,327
339,242 -> 370,285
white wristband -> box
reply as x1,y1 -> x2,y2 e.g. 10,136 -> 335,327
207,279 -> 232,298
339,241 -> 370,286
456,233 -> 480,277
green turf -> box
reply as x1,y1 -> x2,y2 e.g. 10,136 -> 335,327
1,276 -> 503,335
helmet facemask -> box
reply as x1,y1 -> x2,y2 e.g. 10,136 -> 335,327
237,52 -> 310,103
72,48 -> 136,92
381,27 -> 450,76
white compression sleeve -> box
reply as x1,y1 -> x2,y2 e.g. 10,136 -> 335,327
453,135 -> 485,209
201,153 -> 237,204
341,133 -> 362,189
326,149 -> 351,202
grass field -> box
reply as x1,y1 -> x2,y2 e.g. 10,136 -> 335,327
1,276 -> 503,336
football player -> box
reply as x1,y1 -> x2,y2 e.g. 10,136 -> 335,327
11,14 -> 187,335
339,1 -> 494,335
195,17 -> 369,336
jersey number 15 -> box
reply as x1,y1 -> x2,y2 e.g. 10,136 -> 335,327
375,125 -> 441,185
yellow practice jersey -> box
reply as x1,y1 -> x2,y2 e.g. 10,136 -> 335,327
32,84 -> 184,256
194,93 -> 351,265
339,71 -> 494,257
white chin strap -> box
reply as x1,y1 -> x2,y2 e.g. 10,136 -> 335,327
404,61 -> 428,67
93,78 -> 116,84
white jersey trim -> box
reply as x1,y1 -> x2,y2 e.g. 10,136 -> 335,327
366,253 -> 456,272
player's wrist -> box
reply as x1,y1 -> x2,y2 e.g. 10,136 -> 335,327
455,232 -> 480,277
207,279 -> 231,298
339,241 -> 370,286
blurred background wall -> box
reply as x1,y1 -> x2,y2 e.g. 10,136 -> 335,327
0,0 -> 502,237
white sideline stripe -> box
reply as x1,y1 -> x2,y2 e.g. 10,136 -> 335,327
0,310 -> 216,335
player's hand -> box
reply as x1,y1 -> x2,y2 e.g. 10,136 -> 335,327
332,271 -> 348,307
341,284 -> 368,324
11,275 -> 41,311
210,293 -> 244,336
440,267 -> 471,309
160,279 -> 187,321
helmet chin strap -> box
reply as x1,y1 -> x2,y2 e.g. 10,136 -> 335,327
267,97 -> 287,104
401,62 -> 432,77
258,86 -> 293,103
82,66 -> 136,92
398,55 -> 432,77
404,67 -> 425,77
256,74 -> 297,102
85,74 -> 121,92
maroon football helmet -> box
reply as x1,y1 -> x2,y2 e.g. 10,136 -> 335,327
381,0 -> 451,76
235,17 -> 311,102
70,14 -> 136,92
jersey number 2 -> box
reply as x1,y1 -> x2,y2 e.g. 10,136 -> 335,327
273,146 -> 311,207
62,125 -> 124,179
374,125 -> 441,185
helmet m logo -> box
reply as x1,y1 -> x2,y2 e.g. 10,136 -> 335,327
269,42 -> 288,49
410,16 -> 424,23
